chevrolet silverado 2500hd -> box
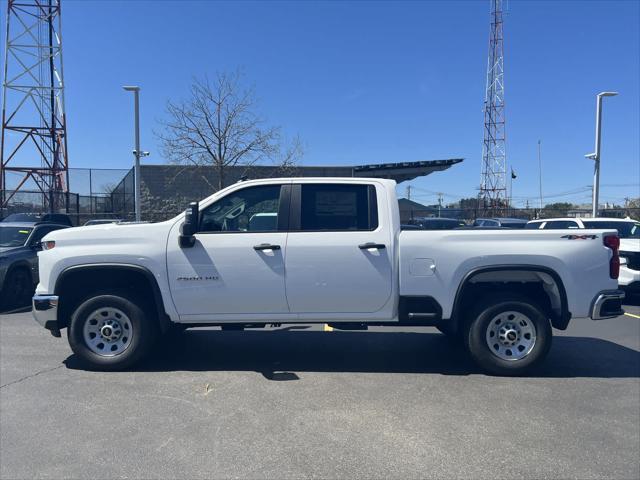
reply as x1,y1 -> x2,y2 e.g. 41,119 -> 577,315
32,178 -> 625,375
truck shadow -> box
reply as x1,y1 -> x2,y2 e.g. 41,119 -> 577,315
0,305 -> 31,314
64,330 -> 640,379
624,294 -> 640,306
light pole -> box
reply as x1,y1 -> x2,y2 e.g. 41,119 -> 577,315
122,85 -> 149,222
586,91 -> 618,218
538,140 -> 543,210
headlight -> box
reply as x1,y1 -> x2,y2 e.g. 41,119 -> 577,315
42,240 -> 56,250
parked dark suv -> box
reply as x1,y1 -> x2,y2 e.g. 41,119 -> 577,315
0,221 -> 70,309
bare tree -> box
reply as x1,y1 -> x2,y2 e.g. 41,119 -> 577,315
269,134 -> 304,177
157,71 -> 302,190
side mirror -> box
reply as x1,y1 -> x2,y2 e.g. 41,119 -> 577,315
32,241 -> 43,251
179,202 -> 199,248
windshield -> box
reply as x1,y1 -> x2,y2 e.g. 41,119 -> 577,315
0,226 -> 33,247
582,221 -> 640,239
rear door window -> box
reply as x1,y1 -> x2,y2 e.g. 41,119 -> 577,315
582,221 -> 640,239
299,184 -> 378,231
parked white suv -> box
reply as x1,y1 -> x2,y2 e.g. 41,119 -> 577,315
526,217 -> 640,293
32,178 -> 624,375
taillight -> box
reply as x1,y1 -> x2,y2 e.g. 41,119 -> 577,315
42,240 -> 56,251
603,234 -> 620,279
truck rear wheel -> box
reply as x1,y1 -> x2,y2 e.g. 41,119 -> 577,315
68,293 -> 157,370
464,294 -> 552,376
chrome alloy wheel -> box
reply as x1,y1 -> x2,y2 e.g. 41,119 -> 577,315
485,310 -> 537,361
82,307 -> 133,357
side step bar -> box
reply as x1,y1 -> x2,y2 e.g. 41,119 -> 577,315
327,323 -> 368,331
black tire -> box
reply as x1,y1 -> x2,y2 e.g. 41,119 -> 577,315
1,267 -> 33,310
68,293 -> 157,371
464,294 -> 552,376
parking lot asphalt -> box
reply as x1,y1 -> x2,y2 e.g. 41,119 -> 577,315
1,303 -> 639,479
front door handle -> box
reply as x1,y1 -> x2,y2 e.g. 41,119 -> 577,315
358,242 -> 386,250
253,243 -> 281,251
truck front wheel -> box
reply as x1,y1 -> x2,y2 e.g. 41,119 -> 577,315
68,293 -> 157,370
464,295 -> 552,376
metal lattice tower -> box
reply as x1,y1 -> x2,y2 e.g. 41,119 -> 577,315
479,0 -> 507,210
1,0 -> 69,212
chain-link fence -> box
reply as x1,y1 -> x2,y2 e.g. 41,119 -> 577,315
1,168 -> 131,225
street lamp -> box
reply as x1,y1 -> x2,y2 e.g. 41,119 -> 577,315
585,91 -> 618,218
122,85 -> 149,222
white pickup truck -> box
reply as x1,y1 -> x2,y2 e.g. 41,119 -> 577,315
32,178 -> 625,375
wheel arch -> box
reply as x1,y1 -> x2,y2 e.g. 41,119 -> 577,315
449,265 -> 570,333
54,263 -> 171,332
5,260 -> 34,283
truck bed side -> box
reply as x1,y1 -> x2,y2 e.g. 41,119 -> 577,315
399,229 -> 618,319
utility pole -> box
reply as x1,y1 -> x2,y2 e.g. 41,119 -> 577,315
586,91 -> 618,218
437,193 -> 443,218
406,185 -> 412,201
538,140 -> 543,209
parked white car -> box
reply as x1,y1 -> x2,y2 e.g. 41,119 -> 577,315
32,178 -> 624,375
526,217 -> 640,293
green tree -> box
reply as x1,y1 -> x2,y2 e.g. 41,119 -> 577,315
542,202 -> 576,217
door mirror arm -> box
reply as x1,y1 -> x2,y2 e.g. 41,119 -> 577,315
179,202 -> 199,248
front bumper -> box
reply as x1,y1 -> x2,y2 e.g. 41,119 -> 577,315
590,290 -> 625,320
32,295 -> 61,337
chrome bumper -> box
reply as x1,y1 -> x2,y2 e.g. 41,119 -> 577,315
32,295 -> 61,336
590,290 -> 625,320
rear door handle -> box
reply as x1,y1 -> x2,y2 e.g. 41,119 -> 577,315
358,242 -> 386,250
253,243 -> 281,251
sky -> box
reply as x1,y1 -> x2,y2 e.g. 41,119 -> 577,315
3,0 -> 639,207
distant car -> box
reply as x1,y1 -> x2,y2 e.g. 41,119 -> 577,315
473,218 -> 528,229
0,221 -> 70,309
2,212 -> 73,227
456,226 -> 511,230
409,217 -> 466,230
83,219 -> 122,226
526,217 -> 640,292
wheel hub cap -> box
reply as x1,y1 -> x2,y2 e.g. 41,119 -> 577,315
83,307 -> 132,357
485,311 -> 537,361
99,320 -> 121,342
